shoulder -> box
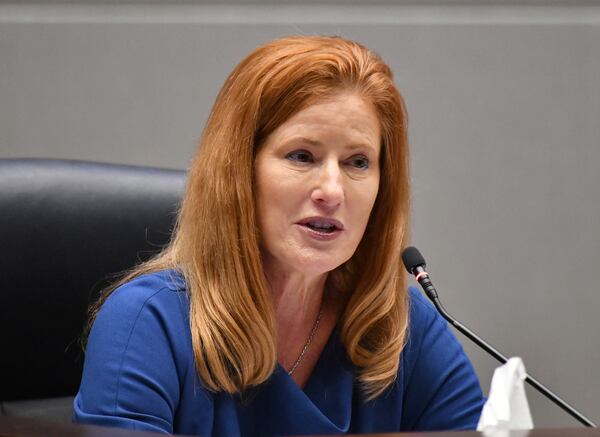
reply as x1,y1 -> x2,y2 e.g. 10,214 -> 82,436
405,285 -> 447,341
106,269 -> 188,303
76,271 -> 197,433
88,270 -> 191,365
407,285 -> 438,323
98,270 -> 189,324
400,286 -> 484,430
403,285 -> 462,368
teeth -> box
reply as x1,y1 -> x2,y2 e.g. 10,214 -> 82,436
309,220 -> 335,230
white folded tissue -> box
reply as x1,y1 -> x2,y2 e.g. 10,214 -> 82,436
477,357 -> 534,432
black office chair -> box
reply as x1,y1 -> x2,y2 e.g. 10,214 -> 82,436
0,158 -> 186,421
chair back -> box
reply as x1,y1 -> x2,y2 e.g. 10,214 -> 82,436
0,159 -> 185,405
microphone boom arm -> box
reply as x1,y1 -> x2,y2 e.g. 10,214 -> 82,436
405,255 -> 597,428
429,294 -> 596,428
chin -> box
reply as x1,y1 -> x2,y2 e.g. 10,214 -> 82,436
295,251 -> 351,276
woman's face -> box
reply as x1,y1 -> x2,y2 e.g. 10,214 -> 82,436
254,92 -> 381,277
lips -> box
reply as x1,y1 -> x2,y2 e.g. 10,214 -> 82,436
297,217 -> 344,234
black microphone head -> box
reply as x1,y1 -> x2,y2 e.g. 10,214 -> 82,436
401,246 -> 426,274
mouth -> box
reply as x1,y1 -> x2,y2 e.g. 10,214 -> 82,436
297,217 -> 344,234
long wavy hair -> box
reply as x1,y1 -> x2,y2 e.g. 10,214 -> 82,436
87,35 -> 410,400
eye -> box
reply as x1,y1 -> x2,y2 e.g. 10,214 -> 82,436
346,155 -> 370,170
285,149 -> 313,164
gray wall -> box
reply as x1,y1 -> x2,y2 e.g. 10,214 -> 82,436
1,0 -> 599,428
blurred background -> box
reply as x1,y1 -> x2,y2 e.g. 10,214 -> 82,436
1,0 -> 599,428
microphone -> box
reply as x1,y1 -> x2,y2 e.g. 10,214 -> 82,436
401,246 -> 596,428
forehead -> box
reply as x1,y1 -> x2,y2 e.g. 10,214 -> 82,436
268,93 -> 381,149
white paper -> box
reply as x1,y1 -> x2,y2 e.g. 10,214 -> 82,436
477,357 -> 534,431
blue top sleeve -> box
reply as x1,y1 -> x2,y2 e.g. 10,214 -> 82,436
74,275 -> 193,434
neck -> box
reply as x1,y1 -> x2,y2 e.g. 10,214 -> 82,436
262,255 -> 328,341
266,267 -> 326,316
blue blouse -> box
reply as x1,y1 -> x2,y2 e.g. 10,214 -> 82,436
74,270 -> 484,435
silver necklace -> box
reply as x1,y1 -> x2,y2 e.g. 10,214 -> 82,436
287,305 -> 323,376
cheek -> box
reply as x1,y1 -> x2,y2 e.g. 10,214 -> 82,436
255,164 -> 303,230
352,178 -> 380,224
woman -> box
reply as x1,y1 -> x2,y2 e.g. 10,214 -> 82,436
74,36 -> 484,435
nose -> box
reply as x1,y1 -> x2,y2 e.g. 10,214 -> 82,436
310,159 -> 344,208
